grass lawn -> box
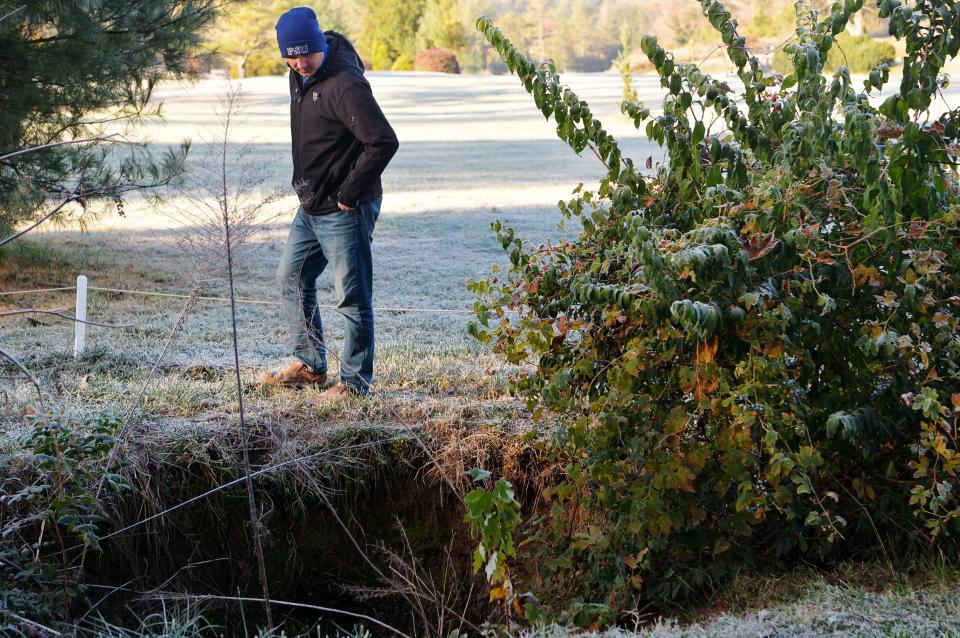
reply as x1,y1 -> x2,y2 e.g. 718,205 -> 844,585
2,71 -> 960,634
0,72 -> 663,437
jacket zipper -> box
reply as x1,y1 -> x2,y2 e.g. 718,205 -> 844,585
293,79 -> 303,184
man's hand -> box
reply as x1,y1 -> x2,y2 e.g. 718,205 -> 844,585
338,201 -> 355,212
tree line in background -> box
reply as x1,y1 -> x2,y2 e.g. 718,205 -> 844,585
0,0 -> 899,254
206,0 -> 896,77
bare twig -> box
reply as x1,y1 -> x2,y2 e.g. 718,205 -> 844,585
378,525 -> 483,636
0,344 -> 44,407
3,611 -> 62,637
0,5 -> 26,24
314,490 -> 436,635
216,86 -> 274,629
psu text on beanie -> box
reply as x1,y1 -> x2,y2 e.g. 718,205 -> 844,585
275,7 -> 329,58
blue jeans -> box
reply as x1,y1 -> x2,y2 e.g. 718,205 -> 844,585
276,200 -> 380,393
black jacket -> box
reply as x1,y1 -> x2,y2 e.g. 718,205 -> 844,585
288,32 -> 398,214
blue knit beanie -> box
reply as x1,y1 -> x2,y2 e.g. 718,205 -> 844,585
275,7 -> 329,58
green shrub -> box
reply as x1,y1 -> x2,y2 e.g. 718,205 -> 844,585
828,32 -> 896,72
414,48 -> 461,73
1,412 -> 128,628
368,39 -> 393,71
464,468 -> 522,617
239,49 -> 287,77
774,32 -> 895,74
391,53 -> 415,71
472,0 -> 960,624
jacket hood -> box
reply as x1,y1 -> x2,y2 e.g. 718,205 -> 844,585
310,31 -> 363,84
287,32 -> 363,89
285,29 -> 397,214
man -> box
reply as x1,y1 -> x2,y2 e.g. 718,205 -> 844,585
258,6 -> 398,399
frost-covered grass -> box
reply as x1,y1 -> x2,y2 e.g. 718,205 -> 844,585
527,561 -> 960,637
3,73 -> 960,631
538,584 -> 960,637
4,73 -> 662,436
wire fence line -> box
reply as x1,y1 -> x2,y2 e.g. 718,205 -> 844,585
0,284 -> 475,315
0,286 -> 78,296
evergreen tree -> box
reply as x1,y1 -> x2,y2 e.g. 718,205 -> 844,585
361,0 -> 426,66
207,0 -> 360,78
614,24 -> 637,102
0,0 -> 218,234
416,0 -> 466,54
209,0 -> 285,78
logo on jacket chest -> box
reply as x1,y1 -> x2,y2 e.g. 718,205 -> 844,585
312,91 -> 319,102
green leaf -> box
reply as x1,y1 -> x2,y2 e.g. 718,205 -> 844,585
467,468 -> 492,482
692,120 -> 705,145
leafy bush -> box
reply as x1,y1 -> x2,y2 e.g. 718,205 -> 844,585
828,31 -> 896,71
369,39 -> 393,71
471,0 -> 960,624
774,31 -> 896,73
464,468 -> 522,619
234,49 -> 287,78
1,412 -> 128,628
414,48 -> 461,73
392,54 -> 415,71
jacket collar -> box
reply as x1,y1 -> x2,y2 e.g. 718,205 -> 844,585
298,32 -> 363,92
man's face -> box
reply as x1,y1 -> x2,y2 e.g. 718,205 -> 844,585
285,51 -> 325,78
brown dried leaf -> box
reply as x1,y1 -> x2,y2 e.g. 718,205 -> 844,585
743,232 -> 779,260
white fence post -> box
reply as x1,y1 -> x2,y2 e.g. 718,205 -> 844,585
73,275 -> 88,358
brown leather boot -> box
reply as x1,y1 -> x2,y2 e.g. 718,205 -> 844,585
256,360 -> 327,388
316,381 -> 363,402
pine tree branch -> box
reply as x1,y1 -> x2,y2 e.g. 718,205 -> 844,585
0,197 -> 78,248
0,134 -> 131,162
0,5 -> 25,24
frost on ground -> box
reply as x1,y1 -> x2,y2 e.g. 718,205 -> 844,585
0,72 -> 664,439
2,72 -> 960,627
539,584 -> 960,637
